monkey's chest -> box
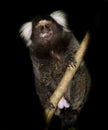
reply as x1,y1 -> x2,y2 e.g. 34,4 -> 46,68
33,58 -> 73,111
38,59 -> 66,87
38,60 -> 70,109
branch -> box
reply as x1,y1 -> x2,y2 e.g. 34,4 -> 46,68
44,32 -> 90,128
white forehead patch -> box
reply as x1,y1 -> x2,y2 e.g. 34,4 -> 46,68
39,20 -> 48,24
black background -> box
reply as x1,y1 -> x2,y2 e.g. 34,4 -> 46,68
0,0 -> 108,129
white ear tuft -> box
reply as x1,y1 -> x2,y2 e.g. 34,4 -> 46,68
50,10 -> 70,32
50,10 -> 68,28
19,22 -> 32,46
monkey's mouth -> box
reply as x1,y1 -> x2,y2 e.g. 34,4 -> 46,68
40,31 -> 53,40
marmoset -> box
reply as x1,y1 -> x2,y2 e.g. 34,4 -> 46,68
19,10 -> 91,130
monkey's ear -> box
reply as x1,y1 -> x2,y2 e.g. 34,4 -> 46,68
19,22 -> 32,46
50,10 -> 68,28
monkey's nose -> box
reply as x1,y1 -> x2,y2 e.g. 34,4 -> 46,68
40,31 -> 53,40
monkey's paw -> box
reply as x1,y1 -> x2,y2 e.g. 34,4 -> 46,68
45,101 -> 55,110
66,55 -> 77,68
68,59 -> 77,69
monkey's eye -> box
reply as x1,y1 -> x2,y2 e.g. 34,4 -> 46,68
45,23 -> 51,28
36,25 -> 44,32
35,21 -> 52,33
39,26 -> 44,31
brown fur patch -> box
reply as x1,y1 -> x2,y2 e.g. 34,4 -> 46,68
51,50 -> 63,62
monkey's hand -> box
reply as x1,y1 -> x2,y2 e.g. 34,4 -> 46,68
68,56 -> 77,68
69,60 -> 77,68
45,100 -> 55,110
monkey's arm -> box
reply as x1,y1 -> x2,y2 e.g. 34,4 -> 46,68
65,33 -> 80,67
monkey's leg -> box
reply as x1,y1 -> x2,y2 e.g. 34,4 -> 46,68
60,108 -> 79,130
